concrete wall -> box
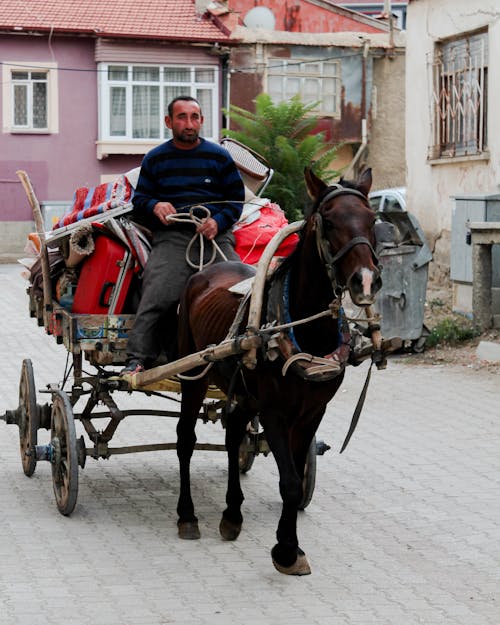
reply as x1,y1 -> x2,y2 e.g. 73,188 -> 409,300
405,0 -> 500,282
230,39 -> 406,191
368,51 -> 406,190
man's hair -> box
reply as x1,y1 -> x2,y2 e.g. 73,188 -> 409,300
167,96 -> 202,118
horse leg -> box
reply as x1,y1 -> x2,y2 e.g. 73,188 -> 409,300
219,406 -> 250,541
176,379 -> 207,540
261,413 -> 311,576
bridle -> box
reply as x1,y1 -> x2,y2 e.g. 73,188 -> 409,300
313,185 -> 379,293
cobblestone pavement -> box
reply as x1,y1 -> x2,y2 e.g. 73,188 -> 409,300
0,263 -> 499,625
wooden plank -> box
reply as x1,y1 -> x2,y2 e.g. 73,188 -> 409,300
128,334 -> 262,389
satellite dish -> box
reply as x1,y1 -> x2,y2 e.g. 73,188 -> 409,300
243,6 -> 276,30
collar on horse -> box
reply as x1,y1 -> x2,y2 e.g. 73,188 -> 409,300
266,270 -> 351,382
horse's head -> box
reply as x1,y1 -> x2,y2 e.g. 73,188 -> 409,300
304,167 -> 382,306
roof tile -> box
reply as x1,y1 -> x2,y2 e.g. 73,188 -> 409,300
1,0 -> 230,42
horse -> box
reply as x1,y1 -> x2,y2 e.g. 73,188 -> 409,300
175,166 -> 381,575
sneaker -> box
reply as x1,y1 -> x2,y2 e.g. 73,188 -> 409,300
119,358 -> 145,376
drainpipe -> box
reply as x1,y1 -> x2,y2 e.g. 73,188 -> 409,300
222,54 -> 231,132
345,41 -> 369,179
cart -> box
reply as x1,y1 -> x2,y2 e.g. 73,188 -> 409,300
2,155 -> 328,517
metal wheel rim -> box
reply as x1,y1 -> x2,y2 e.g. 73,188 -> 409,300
299,436 -> 317,510
51,390 -> 79,516
238,433 -> 255,474
18,359 -> 39,477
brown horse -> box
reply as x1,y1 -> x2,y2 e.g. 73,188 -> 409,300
175,167 -> 381,575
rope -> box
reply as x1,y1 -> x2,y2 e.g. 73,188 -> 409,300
166,206 -> 228,270
260,307 -> 336,334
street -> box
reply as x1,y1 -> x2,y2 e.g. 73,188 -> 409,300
0,262 -> 499,625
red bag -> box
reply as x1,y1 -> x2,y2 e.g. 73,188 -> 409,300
234,203 -> 299,265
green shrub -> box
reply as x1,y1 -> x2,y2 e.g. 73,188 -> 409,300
425,317 -> 480,347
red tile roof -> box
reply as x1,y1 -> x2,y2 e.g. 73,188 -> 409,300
1,0 -> 231,42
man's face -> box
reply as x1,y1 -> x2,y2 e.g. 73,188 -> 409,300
165,100 -> 204,148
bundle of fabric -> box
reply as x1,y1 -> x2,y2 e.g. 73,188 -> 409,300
233,198 -> 299,265
53,175 -> 134,230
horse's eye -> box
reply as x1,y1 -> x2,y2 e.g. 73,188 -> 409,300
324,220 -> 334,231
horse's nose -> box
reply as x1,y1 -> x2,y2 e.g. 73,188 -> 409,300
347,266 -> 382,305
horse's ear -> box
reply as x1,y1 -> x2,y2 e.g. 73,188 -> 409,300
357,167 -> 372,197
304,167 -> 327,201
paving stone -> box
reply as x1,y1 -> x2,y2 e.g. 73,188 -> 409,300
1,263 -> 499,625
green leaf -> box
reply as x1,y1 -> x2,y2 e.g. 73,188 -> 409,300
224,94 -> 340,221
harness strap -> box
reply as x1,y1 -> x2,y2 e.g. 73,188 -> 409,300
340,360 -> 373,453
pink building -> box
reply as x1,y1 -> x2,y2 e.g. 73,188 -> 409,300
0,0 -> 394,254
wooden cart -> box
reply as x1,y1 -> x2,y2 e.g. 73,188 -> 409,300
2,163 -> 326,516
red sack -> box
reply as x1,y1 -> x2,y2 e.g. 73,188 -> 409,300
234,203 -> 299,265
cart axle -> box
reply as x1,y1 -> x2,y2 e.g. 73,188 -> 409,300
33,444 -> 55,462
2,409 -> 19,425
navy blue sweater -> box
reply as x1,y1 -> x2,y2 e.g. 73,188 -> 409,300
132,138 -> 245,233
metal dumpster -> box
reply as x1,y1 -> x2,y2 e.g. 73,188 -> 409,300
374,210 -> 433,352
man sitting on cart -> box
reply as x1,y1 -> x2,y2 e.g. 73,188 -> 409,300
121,96 -> 245,375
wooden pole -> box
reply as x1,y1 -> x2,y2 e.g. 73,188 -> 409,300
243,220 -> 303,369
16,170 -> 53,325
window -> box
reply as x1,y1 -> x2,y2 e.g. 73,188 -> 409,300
2,62 -> 58,133
99,63 -> 218,143
267,58 -> 341,117
429,30 -> 488,160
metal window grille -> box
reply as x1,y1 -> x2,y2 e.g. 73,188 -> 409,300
429,30 -> 488,159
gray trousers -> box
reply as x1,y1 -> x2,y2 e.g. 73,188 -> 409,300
126,227 -> 239,364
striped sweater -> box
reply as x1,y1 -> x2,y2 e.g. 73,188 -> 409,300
132,138 -> 245,233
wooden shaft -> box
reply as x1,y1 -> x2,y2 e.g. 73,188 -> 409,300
365,305 -> 382,350
243,220 -> 303,369
130,334 -> 262,389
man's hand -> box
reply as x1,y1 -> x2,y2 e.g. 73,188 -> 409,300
196,217 -> 219,241
153,202 -> 177,225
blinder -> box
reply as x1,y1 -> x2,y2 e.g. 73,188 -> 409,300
313,186 -> 380,292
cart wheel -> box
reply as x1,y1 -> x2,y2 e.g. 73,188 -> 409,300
299,436 -> 317,510
411,336 -> 427,353
50,390 -> 79,516
18,359 -> 40,477
238,417 -> 259,474
238,433 -> 256,474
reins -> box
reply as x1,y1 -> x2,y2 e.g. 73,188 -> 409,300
166,206 -> 227,270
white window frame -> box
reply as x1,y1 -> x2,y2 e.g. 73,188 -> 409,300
2,62 -> 59,134
97,62 -> 219,159
266,58 -> 341,118
428,29 -> 488,161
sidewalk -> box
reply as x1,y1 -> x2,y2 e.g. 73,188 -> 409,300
0,263 -> 499,625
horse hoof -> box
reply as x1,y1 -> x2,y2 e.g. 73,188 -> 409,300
272,550 -> 311,576
177,521 -> 201,540
219,517 -> 242,541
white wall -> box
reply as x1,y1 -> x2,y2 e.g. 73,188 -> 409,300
406,0 -> 500,240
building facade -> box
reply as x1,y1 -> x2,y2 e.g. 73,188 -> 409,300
406,0 -> 500,317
